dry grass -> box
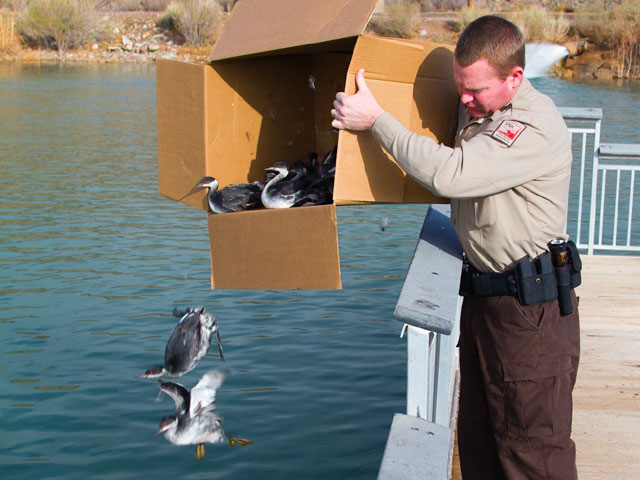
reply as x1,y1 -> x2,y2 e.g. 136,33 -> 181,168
368,0 -> 420,39
160,0 -> 223,46
450,6 -> 570,43
507,6 -> 570,43
17,0 -> 99,55
574,0 -> 639,78
450,6 -> 488,33
0,10 -> 18,52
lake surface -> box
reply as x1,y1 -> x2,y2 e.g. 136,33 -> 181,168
1,62 -> 638,479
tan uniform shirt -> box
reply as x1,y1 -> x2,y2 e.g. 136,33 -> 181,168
372,78 -> 572,273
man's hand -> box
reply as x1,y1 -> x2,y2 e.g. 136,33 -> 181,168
331,68 -> 384,131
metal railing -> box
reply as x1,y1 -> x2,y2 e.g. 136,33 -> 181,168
559,107 -> 640,254
589,143 -> 640,253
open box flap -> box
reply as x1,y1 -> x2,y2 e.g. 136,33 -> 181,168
333,36 -> 458,205
209,0 -> 379,61
157,59 -> 208,209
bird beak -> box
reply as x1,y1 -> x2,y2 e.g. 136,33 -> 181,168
177,184 -> 202,202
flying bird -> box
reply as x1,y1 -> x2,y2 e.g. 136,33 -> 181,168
140,306 -> 224,379
156,369 -> 252,459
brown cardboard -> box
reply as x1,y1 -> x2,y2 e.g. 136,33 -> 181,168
207,205 -> 340,289
334,35 -> 458,205
156,0 -> 459,289
209,0 -> 380,61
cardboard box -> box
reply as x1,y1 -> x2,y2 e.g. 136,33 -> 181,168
156,0 -> 459,289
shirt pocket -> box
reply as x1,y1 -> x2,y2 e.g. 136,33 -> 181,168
473,196 -> 496,228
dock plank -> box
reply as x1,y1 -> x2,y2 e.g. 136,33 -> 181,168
451,255 -> 640,479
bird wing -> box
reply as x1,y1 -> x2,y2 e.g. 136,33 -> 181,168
226,181 -> 261,192
164,314 -> 205,375
271,180 -> 298,196
199,312 -> 224,360
158,380 -> 190,415
189,369 -> 230,418
218,187 -> 261,211
172,306 -> 189,318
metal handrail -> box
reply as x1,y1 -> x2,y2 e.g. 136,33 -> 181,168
559,108 -> 640,254
558,107 -> 602,253
591,144 -> 640,252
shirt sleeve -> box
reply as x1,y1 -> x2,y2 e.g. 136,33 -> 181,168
371,111 -> 561,199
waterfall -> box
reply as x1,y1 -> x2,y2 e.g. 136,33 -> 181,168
524,43 -> 570,78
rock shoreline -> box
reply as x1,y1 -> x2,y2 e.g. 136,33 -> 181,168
2,11 -> 625,82
2,11 -> 210,65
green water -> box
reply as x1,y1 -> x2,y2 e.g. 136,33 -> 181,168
1,62 -> 638,479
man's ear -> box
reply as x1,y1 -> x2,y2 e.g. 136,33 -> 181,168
508,66 -> 524,90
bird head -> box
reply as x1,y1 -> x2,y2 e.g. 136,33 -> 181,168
264,162 -> 289,177
195,176 -> 218,191
139,365 -> 166,379
156,415 -> 178,435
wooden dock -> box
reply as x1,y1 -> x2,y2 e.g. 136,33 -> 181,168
451,254 -> 640,479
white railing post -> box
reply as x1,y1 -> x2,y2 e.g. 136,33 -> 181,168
588,119 -> 602,255
558,107 -> 602,254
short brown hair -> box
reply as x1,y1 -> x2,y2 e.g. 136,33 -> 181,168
454,15 -> 525,77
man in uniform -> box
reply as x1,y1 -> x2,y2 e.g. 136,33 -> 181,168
331,15 -> 580,480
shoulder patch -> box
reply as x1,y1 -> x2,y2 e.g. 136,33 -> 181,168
491,120 -> 526,147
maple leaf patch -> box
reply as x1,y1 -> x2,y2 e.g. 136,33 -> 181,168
491,120 -> 526,147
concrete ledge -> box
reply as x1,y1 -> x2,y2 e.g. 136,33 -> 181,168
377,413 -> 453,480
393,204 -> 462,335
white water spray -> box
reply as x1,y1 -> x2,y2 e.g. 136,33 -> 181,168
524,43 -> 570,78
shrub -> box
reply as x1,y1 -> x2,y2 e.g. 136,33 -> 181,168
1,0 -> 26,11
113,0 -> 142,11
142,0 -> 171,11
161,0 -> 222,46
418,0 -> 466,12
17,0 -> 98,54
574,0 -> 640,78
507,6 -> 570,43
368,0 -> 420,39
452,5 -> 569,43
452,6 -> 490,33
217,0 -> 235,12
1,10 -> 18,52
96,0 -> 144,11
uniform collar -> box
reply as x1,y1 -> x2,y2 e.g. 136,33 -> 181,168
460,77 -> 533,128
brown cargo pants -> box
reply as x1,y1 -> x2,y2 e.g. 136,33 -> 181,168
457,292 -> 580,480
